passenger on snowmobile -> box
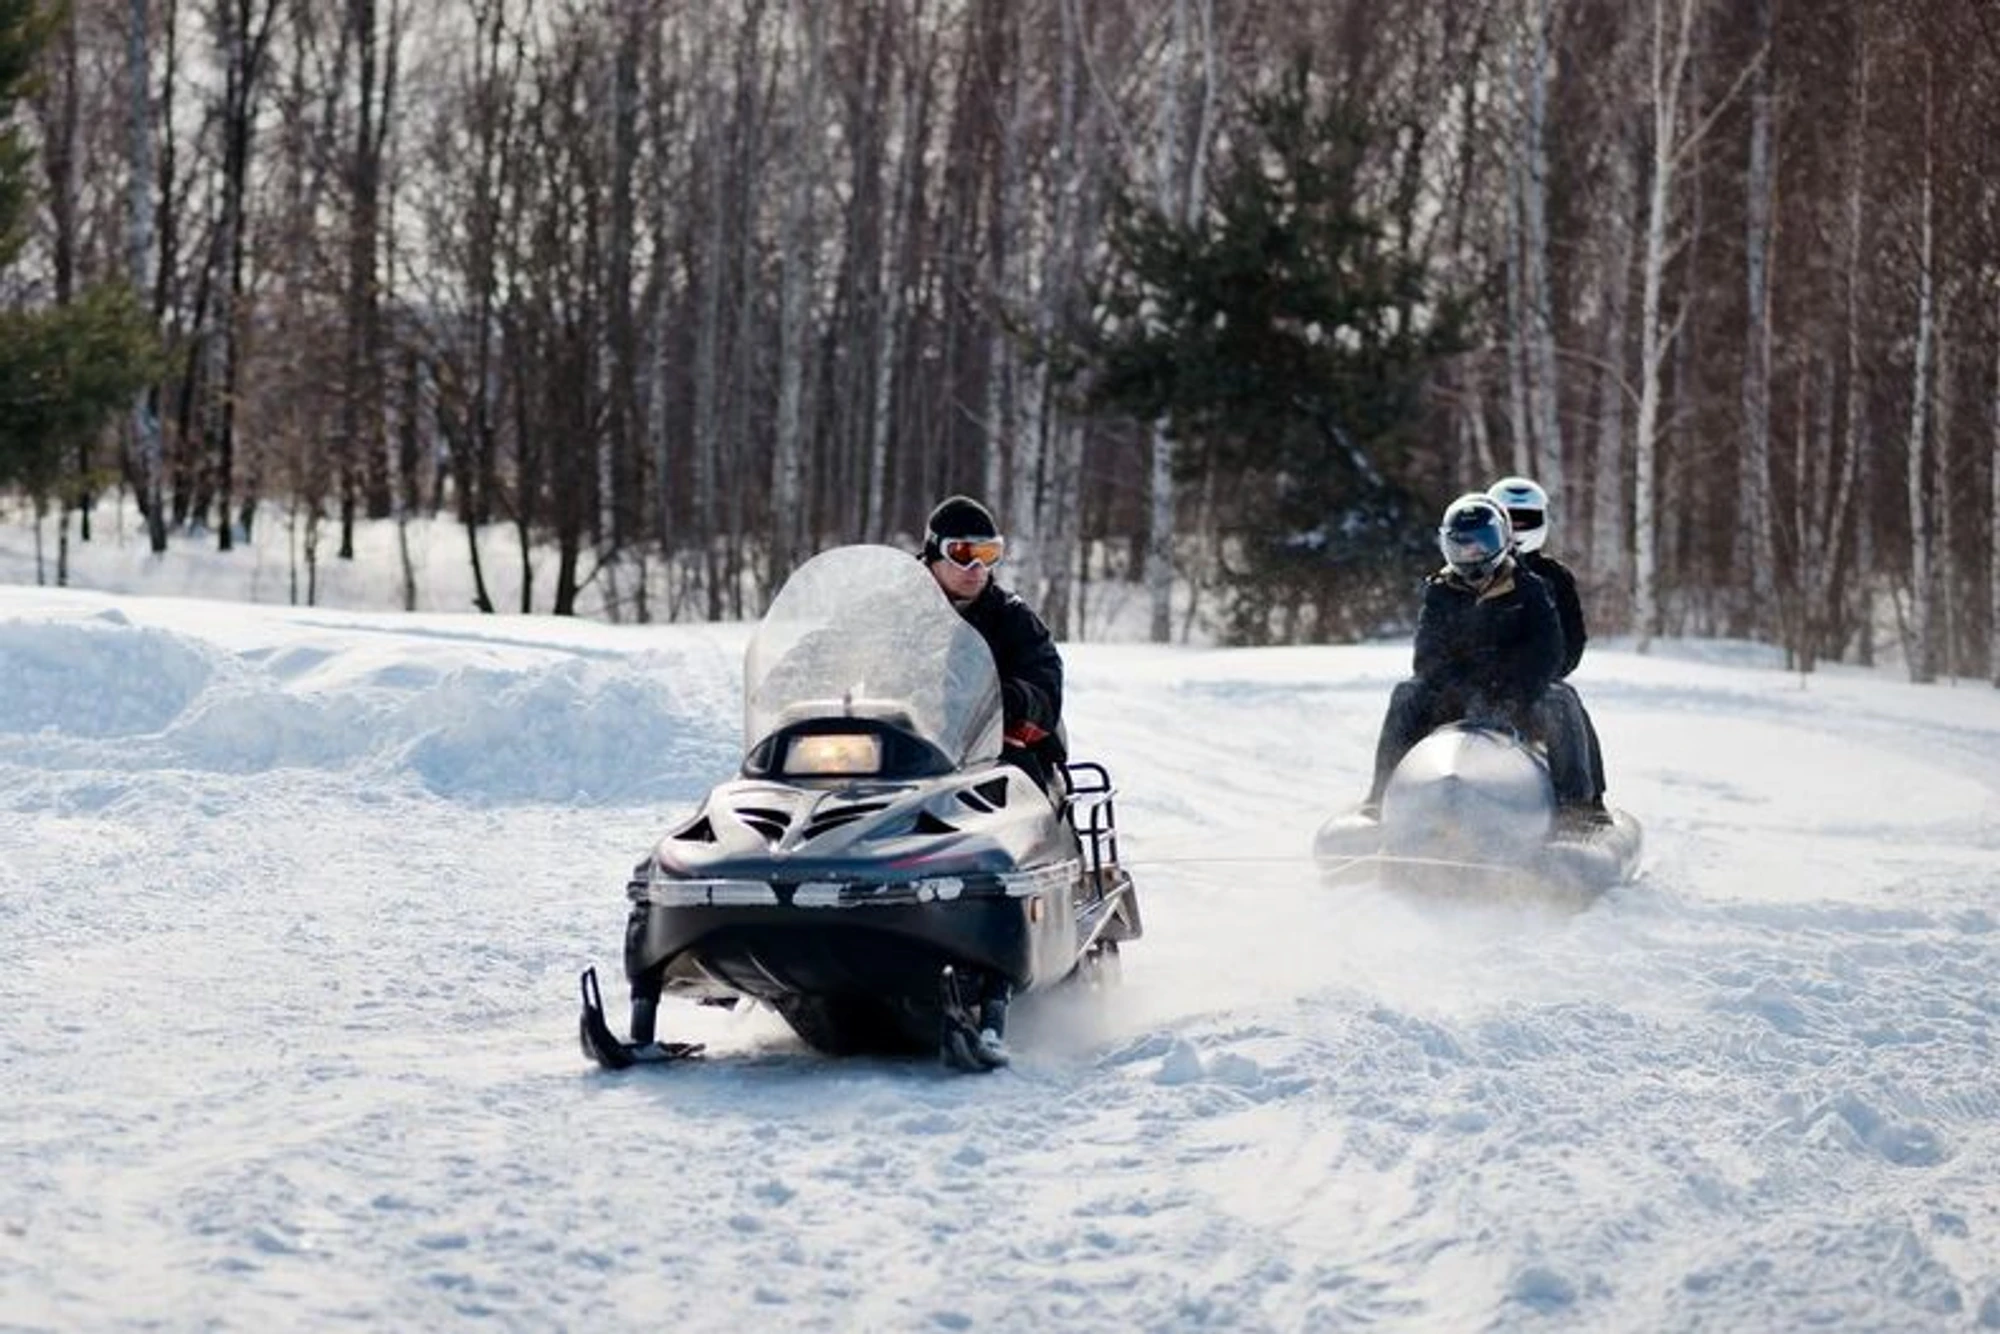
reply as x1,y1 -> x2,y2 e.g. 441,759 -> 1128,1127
919,494 -> 1067,795
1359,493 -> 1594,821
1488,475 -> 1610,817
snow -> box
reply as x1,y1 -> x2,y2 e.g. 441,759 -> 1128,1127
6,527 -> 2000,1331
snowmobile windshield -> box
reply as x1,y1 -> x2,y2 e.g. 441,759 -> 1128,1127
743,545 -> 1005,770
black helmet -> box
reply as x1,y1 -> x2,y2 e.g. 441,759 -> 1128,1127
921,494 -> 999,563
1438,493 -> 1512,583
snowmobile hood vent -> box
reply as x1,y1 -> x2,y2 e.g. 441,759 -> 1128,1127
673,815 -> 717,843
957,776 -> 1011,813
801,801 -> 890,841
733,805 -> 791,842
912,810 -> 958,835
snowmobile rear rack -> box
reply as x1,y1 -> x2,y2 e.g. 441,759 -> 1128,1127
1063,760 -> 1121,882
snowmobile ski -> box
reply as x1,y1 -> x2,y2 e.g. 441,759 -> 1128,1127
938,966 -> 1009,1073
578,966 -> 704,1070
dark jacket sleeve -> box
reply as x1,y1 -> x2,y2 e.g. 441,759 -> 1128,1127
1505,569 -> 1563,704
967,583 -> 1064,746
1528,553 -> 1587,677
1411,577 -> 1457,682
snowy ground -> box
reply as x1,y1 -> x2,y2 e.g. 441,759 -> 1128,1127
4,556 -> 2000,1330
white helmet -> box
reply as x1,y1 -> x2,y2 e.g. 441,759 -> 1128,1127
1487,476 -> 1549,553
1438,493 -> 1513,583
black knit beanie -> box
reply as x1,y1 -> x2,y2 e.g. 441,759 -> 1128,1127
921,495 -> 998,560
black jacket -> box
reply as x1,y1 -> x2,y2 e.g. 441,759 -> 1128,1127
1518,549 -> 1585,678
955,578 -> 1066,771
1412,559 -> 1564,718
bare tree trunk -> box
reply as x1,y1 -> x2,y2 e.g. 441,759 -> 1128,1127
986,3 -> 1026,536
1466,369 -> 1497,480
865,17 -> 926,545
1633,0 -> 1699,653
1141,0 -> 1216,644
1519,0 -> 1563,502
1144,0 -> 1185,646
642,14 -> 673,612
394,348 -> 418,610
769,0 -> 824,594
461,0 -> 509,614
602,0 -> 646,621
1843,33 -> 1872,665
693,70 -> 726,617
1784,363 -> 1808,666
1903,69 -> 1935,683
1735,0 -> 1775,637
1990,281 -> 1999,688
40,6 -> 84,561
129,0 -> 167,554
1800,357 -> 1839,670
1017,0 -> 1090,629
339,0 -> 389,560
1933,293 -> 1955,680
1007,10 -> 1051,602
1502,148 -> 1531,473
1592,115 -> 1636,598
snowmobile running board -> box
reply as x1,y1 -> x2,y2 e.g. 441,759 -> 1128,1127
578,966 -> 704,1071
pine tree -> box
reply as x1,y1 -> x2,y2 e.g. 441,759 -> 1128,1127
0,0 -> 155,493
1087,55 -> 1462,644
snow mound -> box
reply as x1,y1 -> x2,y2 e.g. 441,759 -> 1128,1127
403,657 -> 735,804
0,616 -> 216,737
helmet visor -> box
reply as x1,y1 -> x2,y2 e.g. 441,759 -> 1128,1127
1440,516 -> 1507,579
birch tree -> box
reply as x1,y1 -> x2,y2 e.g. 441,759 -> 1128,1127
1932,292 -> 1954,678
767,0 -> 824,594
1589,117 -> 1636,597
1629,0 -> 1699,651
129,0 -> 167,552
337,0 -> 399,559
1734,0 -> 1775,636
1515,0 -> 1563,507
205,0 -> 282,552
1631,0 -> 1754,649
1990,282 -> 1999,687
1144,0 -> 1216,643
1901,63 -> 1935,683
1841,27 -> 1873,665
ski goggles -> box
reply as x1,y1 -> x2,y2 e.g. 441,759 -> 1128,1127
933,535 -> 1006,569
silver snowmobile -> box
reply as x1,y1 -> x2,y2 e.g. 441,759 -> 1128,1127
579,545 -> 1142,1072
1313,721 -> 1642,903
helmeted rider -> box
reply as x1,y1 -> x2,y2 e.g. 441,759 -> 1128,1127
918,494 -> 1067,795
916,493 -> 1065,1069
1360,493 -> 1593,820
1487,475 -> 1609,816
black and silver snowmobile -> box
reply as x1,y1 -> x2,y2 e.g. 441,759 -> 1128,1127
1313,721 -> 1642,903
579,545 -> 1142,1073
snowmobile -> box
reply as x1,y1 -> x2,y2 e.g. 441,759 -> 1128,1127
1313,721 -> 1642,903
578,544 -> 1142,1073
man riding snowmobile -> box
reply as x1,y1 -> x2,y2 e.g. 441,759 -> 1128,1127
1359,493 -> 1595,823
1488,476 -> 1610,819
918,494 -> 1067,796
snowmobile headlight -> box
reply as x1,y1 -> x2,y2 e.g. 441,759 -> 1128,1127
783,732 -> 883,777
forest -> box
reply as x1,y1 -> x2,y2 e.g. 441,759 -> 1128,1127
1,0 -> 1996,682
